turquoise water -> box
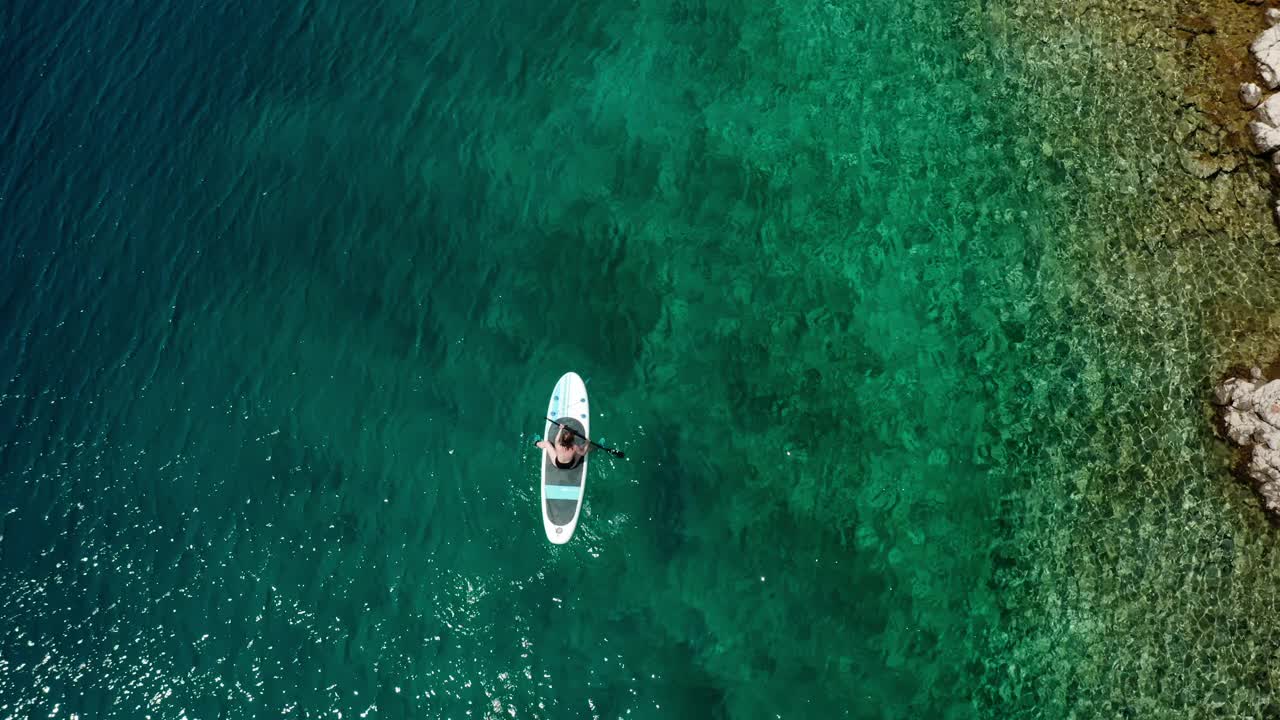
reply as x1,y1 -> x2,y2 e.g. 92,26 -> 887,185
7,0 -> 1280,717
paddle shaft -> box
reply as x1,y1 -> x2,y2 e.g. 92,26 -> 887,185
544,417 -> 626,459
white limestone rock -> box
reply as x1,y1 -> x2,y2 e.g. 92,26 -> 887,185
1235,380 -> 1259,407
1215,377 -> 1257,406
1249,121 -> 1280,154
1226,408 -> 1268,445
1217,372 -> 1280,519
1214,382 -> 1234,405
1260,480 -> 1280,515
1258,92 -> 1280,124
1243,82 -> 1264,109
1268,8 -> 1280,26
1237,381 -> 1258,409
1252,379 -> 1280,425
1253,25 -> 1280,88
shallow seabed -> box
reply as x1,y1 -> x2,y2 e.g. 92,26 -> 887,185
971,1 -> 1280,717
4,0 -> 1280,718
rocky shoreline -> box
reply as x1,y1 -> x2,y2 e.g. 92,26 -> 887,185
1215,368 -> 1280,516
1215,9 -> 1280,519
1247,9 -> 1280,222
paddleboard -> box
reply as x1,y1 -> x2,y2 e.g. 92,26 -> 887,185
540,371 -> 589,544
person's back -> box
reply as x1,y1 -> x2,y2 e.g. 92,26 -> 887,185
536,427 -> 590,469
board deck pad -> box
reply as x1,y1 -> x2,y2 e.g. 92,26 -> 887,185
543,417 -> 586,525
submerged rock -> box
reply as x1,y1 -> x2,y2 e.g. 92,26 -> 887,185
1242,82 -> 1264,109
1215,372 -> 1280,518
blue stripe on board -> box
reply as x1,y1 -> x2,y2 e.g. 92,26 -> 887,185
545,484 -> 581,501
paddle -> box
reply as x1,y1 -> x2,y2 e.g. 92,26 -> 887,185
542,416 -> 626,459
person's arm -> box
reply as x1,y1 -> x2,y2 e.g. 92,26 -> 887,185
535,440 -> 551,451
579,439 -> 593,455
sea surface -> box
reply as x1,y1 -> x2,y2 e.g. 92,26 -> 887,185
6,0 -> 1280,718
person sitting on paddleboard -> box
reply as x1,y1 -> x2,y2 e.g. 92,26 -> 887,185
537,426 -> 591,470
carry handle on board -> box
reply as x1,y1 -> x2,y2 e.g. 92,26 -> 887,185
543,417 -> 626,459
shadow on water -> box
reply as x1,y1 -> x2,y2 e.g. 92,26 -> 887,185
522,205 -> 667,375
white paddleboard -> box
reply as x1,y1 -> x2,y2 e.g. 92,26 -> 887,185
540,371 -> 589,544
